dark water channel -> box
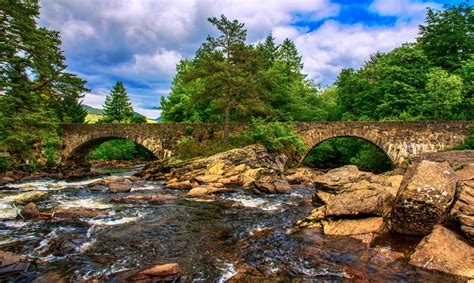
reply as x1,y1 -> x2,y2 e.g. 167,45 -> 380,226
0,168 -> 462,282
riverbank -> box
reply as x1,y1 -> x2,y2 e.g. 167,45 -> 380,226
0,145 -> 473,281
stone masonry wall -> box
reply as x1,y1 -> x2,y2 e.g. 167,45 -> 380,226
62,121 -> 470,166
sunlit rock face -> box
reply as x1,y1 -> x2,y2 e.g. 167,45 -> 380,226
391,160 -> 458,236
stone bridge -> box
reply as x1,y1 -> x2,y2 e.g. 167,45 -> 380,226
61,121 -> 470,166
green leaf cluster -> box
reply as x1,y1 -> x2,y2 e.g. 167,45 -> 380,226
0,0 -> 89,170
87,139 -> 155,161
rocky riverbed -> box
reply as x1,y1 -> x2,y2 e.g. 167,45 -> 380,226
0,145 -> 473,281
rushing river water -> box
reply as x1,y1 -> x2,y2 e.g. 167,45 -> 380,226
0,167 -> 463,282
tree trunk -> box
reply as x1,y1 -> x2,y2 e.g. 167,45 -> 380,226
224,104 -> 230,143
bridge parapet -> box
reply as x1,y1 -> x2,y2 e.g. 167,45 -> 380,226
62,121 -> 470,166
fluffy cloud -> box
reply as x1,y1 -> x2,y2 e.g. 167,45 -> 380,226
292,20 -> 420,83
38,0 -> 447,117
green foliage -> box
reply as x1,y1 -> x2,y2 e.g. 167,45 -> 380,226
418,2 -> 473,71
128,114 -> 147,124
249,118 -> 306,157
0,157 -> 12,173
160,15 -> 321,133
172,135 -> 252,160
304,138 -> 393,173
100,81 -> 134,123
0,0 -> 88,169
88,140 -> 155,161
451,123 -> 474,150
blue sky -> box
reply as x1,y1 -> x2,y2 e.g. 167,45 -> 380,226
38,0 -> 462,118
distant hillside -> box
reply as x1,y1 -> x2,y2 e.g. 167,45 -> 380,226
83,105 -> 157,123
83,105 -> 103,115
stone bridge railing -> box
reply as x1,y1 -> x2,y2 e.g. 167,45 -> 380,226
61,121 -> 470,166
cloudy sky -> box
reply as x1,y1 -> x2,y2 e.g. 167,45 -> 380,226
38,0 -> 460,119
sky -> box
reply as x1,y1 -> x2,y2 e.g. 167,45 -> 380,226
38,0 -> 462,119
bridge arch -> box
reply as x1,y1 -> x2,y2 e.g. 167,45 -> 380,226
300,135 -> 395,171
65,136 -> 160,161
300,134 -> 396,166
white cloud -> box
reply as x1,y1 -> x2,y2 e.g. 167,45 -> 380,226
370,0 -> 442,22
124,49 -> 183,79
290,20 -> 421,83
39,0 -> 442,111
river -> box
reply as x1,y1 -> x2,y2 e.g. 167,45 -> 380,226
0,167 -> 461,282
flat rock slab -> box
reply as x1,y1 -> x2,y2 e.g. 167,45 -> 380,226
410,225 -> 474,278
322,217 -> 387,244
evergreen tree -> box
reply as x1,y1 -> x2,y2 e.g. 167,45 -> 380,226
101,81 -> 134,122
257,33 -> 279,68
194,15 -> 268,141
0,0 -> 88,169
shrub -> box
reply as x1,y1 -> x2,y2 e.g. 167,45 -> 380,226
451,123 -> 474,150
250,118 -> 307,157
88,139 -> 155,161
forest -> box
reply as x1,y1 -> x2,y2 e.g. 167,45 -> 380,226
0,1 -> 472,172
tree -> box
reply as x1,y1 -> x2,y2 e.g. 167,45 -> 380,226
418,2 -> 474,71
257,33 -> 279,68
0,0 -> 88,169
193,15 -> 268,141
101,81 -> 134,123
422,68 -> 463,119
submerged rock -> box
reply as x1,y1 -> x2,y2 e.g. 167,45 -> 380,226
391,161 -> 458,236
108,182 -> 132,193
52,207 -> 107,219
107,263 -> 181,282
409,225 -> 474,278
111,194 -> 178,204
322,217 -> 388,245
19,203 -> 40,219
253,174 -> 292,194
10,191 -> 49,205
186,185 -> 230,197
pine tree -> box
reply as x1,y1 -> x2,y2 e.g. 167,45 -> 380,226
278,38 -> 304,73
257,33 -> 279,68
102,81 -> 134,122
193,15 -> 268,141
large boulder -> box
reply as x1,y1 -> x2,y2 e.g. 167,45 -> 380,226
409,225 -> 474,278
391,161 -> 458,235
450,164 -> 474,241
297,166 -> 402,227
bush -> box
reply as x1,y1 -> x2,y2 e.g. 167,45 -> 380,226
172,119 -> 306,161
451,123 -> 474,150
172,135 -> 252,160
88,139 -> 155,161
0,157 -> 11,173
250,118 -> 307,157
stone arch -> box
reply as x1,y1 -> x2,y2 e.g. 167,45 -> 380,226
63,135 -> 161,162
296,125 -> 398,165
300,134 -> 395,167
